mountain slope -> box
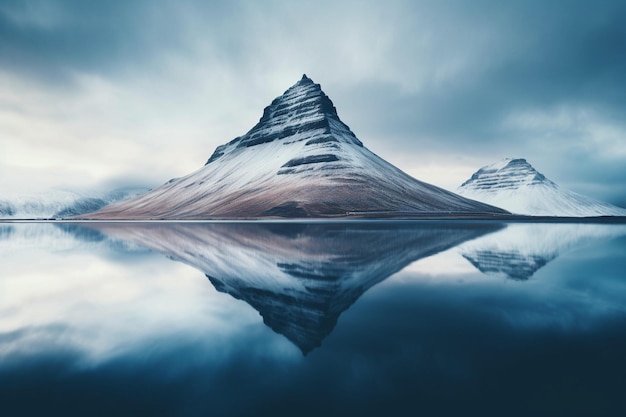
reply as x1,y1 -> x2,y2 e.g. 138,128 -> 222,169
81,75 -> 507,219
457,158 -> 626,217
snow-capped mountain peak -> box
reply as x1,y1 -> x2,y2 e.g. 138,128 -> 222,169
460,158 -> 556,191
458,158 -> 626,217
82,76 -> 507,219
205,74 -> 361,167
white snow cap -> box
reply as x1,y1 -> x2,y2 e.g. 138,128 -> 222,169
459,158 -> 626,217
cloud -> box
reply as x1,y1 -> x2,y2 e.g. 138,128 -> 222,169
0,0 -> 625,205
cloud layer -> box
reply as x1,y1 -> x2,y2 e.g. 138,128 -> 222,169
1,0 -> 625,205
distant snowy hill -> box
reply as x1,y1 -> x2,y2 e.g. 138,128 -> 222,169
457,158 -> 626,217
81,75 -> 507,219
0,187 -> 148,219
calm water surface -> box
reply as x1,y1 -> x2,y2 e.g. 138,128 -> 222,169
1,221 -> 626,417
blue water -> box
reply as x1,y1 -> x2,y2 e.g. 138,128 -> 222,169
1,221 -> 626,417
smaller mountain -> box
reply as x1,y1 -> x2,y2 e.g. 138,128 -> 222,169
457,158 -> 626,217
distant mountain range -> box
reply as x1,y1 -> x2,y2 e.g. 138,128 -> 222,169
0,187 -> 148,219
79,75 -> 507,219
458,158 -> 626,217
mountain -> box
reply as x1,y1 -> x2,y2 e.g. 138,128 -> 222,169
458,223 -> 626,280
80,75 -> 507,219
457,158 -> 626,217
0,187 -> 148,219
82,221 -> 501,354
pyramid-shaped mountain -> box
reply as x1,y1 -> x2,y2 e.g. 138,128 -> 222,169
81,75 -> 507,219
458,158 -> 626,217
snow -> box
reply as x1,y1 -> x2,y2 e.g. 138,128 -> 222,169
83,76 -> 506,219
458,158 -> 626,217
0,187 -> 149,219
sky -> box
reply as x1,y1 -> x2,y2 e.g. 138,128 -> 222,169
1,0 -> 625,206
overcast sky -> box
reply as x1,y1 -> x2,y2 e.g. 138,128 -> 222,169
1,0 -> 625,206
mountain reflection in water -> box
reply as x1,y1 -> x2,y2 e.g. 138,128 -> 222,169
85,221 -> 501,353
457,223 -> 626,280
3,221 -> 626,417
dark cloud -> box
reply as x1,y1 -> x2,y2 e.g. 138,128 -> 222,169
329,0 -> 626,200
340,0 -> 626,141
0,1 -> 140,83
0,0 -> 238,85
3,0 -> 625,107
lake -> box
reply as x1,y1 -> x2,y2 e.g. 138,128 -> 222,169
1,221 -> 626,417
